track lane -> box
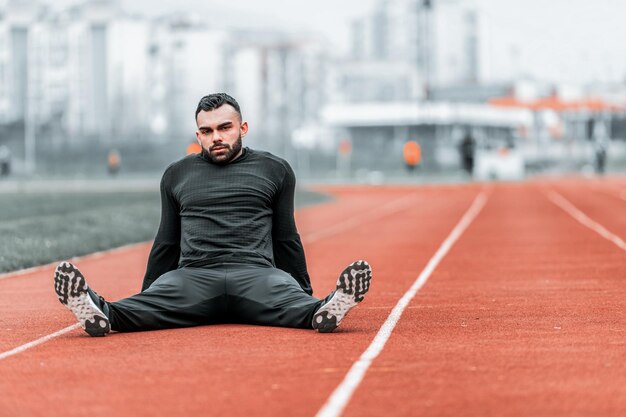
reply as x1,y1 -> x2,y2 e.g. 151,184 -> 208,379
0,185 -> 481,417
0,245 -> 152,352
316,190 -> 489,417
341,183 -> 626,417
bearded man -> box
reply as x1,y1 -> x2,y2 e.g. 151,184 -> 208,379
54,93 -> 372,336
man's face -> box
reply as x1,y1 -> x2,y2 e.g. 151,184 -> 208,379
195,104 -> 248,165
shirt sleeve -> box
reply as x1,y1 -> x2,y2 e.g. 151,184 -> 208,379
272,162 -> 313,295
141,168 -> 181,291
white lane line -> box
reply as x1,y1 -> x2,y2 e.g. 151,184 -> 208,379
546,190 -> 626,252
315,191 -> 489,417
0,192 -> 422,362
0,324 -> 80,361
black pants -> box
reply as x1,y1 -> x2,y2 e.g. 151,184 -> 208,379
107,264 -> 325,332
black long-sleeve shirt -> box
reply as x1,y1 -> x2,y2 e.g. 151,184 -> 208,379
141,147 -> 312,294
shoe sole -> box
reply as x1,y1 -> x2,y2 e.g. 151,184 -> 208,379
54,262 -> 110,337
313,260 -> 372,333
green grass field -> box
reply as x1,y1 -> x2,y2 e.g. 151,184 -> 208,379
0,188 -> 329,273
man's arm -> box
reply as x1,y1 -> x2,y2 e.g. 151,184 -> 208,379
272,162 -> 313,295
141,169 -> 181,291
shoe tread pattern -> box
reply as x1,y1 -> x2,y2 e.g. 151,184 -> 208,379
54,262 -> 110,337
313,260 -> 372,333
337,260 -> 372,303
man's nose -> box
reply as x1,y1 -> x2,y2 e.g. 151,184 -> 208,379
211,132 -> 223,142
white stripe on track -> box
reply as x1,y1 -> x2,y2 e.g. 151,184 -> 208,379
0,324 -> 80,361
546,190 -> 626,252
0,192 -> 421,362
315,191 -> 489,417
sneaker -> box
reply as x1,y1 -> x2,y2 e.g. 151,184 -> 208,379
54,261 -> 111,337
312,260 -> 372,333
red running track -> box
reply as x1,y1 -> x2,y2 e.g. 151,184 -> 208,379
1,178 -> 625,417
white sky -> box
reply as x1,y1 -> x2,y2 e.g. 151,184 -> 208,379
18,0 -> 626,85
474,0 -> 626,85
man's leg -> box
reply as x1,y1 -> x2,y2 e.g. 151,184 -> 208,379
54,262 -> 227,336
229,260 -> 372,332
107,267 -> 228,332
227,265 -> 322,329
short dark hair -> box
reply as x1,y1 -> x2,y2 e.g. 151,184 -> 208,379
195,93 -> 242,121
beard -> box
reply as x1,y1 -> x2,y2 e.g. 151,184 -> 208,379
201,135 -> 243,165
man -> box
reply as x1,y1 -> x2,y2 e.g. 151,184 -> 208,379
54,93 -> 372,336
459,131 -> 476,176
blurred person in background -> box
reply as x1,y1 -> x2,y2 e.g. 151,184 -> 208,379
0,145 -> 11,177
459,130 -> 476,176
53,93 -> 372,336
107,149 -> 121,176
594,138 -> 607,174
594,136 -> 609,175
592,123 -> 609,175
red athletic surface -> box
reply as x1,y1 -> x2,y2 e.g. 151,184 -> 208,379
1,178 -> 625,417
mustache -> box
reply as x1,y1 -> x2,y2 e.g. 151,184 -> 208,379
210,143 -> 231,151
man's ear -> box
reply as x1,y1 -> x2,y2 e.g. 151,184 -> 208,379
195,131 -> 201,144
240,121 -> 249,137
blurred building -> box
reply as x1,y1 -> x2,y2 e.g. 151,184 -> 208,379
229,30 -> 328,154
0,1 -> 330,174
318,0 -> 494,174
331,0 -> 487,104
145,16 -> 328,153
2,0 -> 619,177
0,0 -> 152,143
0,0 -> 43,124
147,13 -> 232,142
429,0 -> 487,87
